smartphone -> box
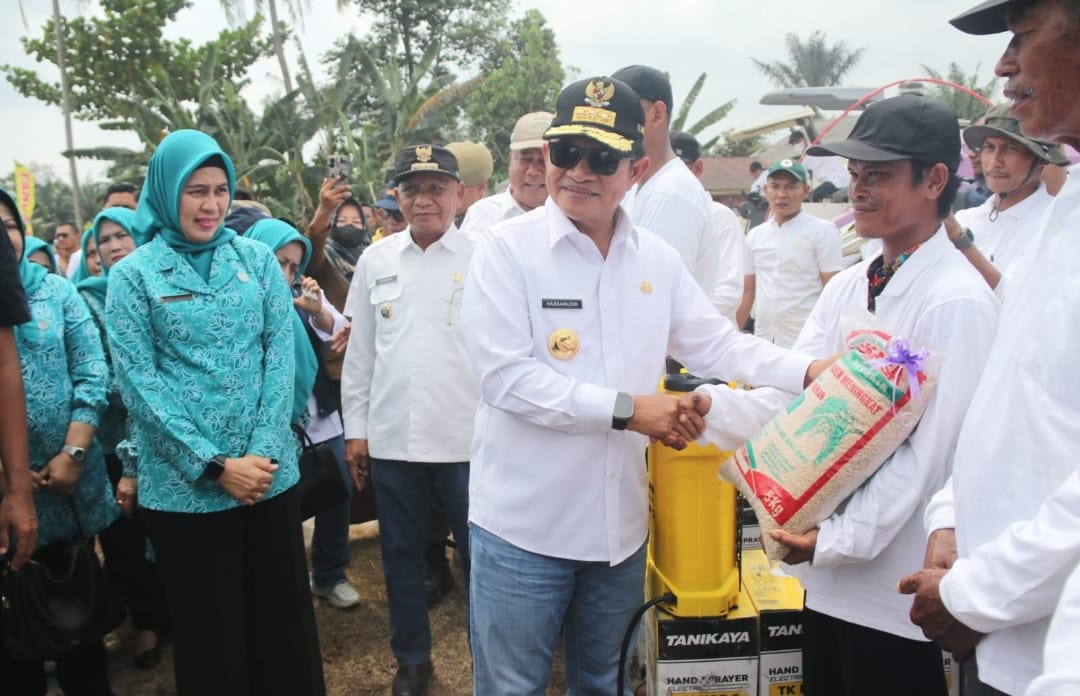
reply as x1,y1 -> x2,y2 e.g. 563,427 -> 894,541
327,154 -> 349,182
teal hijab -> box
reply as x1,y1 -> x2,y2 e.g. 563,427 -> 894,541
246,218 -> 318,422
135,129 -> 238,281
1,187 -> 45,342
68,228 -> 95,284
23,237 -> 58,274
77,207 -> 141,303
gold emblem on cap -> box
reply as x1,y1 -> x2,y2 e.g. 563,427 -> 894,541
548,328 -> 580,360
584,80 -> 615,108
640,280 -> 653,295
380,303 -> 393,318
415,145 -> 433,163
451,272 -> 463,283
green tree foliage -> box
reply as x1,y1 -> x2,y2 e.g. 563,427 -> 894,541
670,72 -> 736,155
463,9 -> 565,178
710,132 -> 765,158
918,63 -> 999,122
752,31 -> 865,88
3,0 -> 272,126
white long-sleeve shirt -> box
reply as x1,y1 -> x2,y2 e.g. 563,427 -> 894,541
1025,560 -> 1080,696
459,190 -> 530,244
340,226 -> 478,462
700,228 -> 998,639
925,168 -> 1080,695
624,157 -> 720,301
305,296 -> 347,444
462,198 -> 813,565
710,201 -> 746,323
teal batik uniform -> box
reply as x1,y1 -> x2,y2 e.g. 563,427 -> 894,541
244,218 -> 318,425
105,131 -> 298,514
76,207 -> 144,456
69,228 -> 95,284
0,188 -> 118,549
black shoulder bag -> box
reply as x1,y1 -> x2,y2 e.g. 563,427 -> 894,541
293,426 -> 350,521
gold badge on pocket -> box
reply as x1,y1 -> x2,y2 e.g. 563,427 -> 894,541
640,280 -> 652,295
548,328 -> 580,360
380,303 -> 393,318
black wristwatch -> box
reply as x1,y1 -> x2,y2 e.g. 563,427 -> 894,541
953,227 -> 975,250
612,392 -> 634,431
204,454 -> 228,481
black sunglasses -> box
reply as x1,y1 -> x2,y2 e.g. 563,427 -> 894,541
547,140 -> 631,176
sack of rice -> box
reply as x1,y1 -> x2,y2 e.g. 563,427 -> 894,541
720,329 -> 935,562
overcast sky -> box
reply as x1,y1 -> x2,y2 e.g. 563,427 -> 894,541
0,0 -> 1012,183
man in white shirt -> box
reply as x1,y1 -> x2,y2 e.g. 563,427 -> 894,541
671,130 -> 746,321
945,102 -> 1069,294
341,144 -> 477,696
749,160 -> 768,194
459,111 -> 553,243
613,64 -> 722,298
462,74 -> 829,696
737,159 -> 845,347
790,130 -> 852,201
692,94 -> 999,696
899,2 -> 1080,694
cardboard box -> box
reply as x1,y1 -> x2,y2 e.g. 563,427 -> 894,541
741,550 -> 805,696
738,495 -> 761,552
646,587 -> 759,696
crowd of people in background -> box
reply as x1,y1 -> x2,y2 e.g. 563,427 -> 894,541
2,1 -> 1080,695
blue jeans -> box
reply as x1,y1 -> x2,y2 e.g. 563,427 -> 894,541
311,435 -> 352,589
469,524 -> 646,696
370,458 -> 470,666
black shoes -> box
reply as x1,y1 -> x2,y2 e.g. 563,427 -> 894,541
392,659 -> 433,696
424,565 -> 456,608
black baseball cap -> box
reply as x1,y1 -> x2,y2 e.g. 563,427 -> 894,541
806,94 -> 961,172
950,0 -> 1013,34
393,144 -> 460,182
544,76 -> 646,153
612,65 -> 673,112
670,131 -> 701,163
963,103 -> 1070,165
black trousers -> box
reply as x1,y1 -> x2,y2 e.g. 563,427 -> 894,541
803,608 -> 948,696
142,487 -> 326,696
97,454 -> 170,633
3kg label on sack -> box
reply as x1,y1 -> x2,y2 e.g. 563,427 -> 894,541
722,330 -> 934,562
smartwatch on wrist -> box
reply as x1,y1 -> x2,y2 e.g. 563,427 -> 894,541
612,392 -> 634,431
953,227 -> 975,250
204,454 -> 228,481
61,444 -> 86,463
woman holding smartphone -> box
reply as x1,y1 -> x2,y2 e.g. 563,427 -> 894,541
105,130 -> 325,695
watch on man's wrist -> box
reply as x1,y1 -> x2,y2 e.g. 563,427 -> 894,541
612,392 -> 634,431
204,454 -> 228,481
61,444 -> 86,463
953,227 -> 975,250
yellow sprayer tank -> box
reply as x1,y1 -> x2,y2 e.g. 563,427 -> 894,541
647,374 -> 740,617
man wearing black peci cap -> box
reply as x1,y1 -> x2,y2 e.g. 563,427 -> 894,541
897,2 -> 1080,695
341,144 -> 477,696
613,65 -> 724,305
696,93 -> 1000,696
462,76 -> 832,694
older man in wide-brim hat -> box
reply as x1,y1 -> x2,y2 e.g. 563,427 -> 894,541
899,2 -> 1080,695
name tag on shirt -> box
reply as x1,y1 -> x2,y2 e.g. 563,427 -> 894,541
541,298 -> 583,310
375,275 -> 398,286
159,293 -> 194,303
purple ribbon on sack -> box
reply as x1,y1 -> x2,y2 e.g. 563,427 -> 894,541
868,338 -> 928,401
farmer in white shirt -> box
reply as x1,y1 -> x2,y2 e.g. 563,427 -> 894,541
899,2 -> 1080,695
691,93 -> 999,696
459,111 -> 553,243
737,159 -> 845,348
461,75 -> 830,696
341,144 -> 477,696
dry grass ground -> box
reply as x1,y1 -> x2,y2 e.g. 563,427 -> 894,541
98,522 -> 568,696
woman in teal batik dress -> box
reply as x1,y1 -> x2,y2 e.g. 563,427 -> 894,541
104,130 -> 325,696
0,187 -> 118,696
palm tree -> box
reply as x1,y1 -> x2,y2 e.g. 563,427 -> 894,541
919,63 -> 1000,122
752,31 -> 866,88
218,0 -> 305,93
670,72 -> 735,153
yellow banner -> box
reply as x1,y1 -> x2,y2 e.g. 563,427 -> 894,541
13,162 -> 35,236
